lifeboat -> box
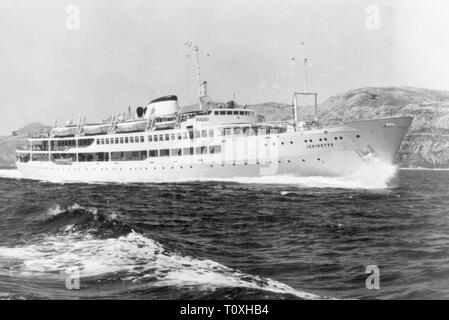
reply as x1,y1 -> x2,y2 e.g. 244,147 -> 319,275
51,126 -> 78,137
83,123 -> 110,135
116,119 -> 148,133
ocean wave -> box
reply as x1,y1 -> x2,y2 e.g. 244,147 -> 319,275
0,230 -> 323,299
40,204 -> 131,239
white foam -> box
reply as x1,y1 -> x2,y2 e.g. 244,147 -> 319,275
0,231 -> 322,299
185,161 -> 398,189
400,167 -> 449,171
0,169 -> 22,180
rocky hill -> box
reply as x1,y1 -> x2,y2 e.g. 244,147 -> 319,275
0,123 -> 51,166
318,87 -> 449,168
1,87 -> 448,168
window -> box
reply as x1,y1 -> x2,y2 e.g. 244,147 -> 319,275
130,137 -> 134,143
140,136 -> 144,143
209,145 -> 221,154
110,138 -> 114,144
165,134 -> 169,141
101,139 -> 105,144
220,111 -> 226,115
201,130 -> 207,138
171,148 -> 182,156
233,111 -> 238,115
78,152 -> 109,162
177,133 -> 182,140
171,134 -> 175,140
148,135 -> 153,142
209,130 -> 214,137
115,138 -> 118,144
195,146 -> 208,155
154,135 -> 158,142
96,139 -> 100,145
125,137 -> 129,143
149,150 -> 158,157
227,111 -> 232,115
111,151 -> 146,161
183,132 -> 188,140
183,147 -> 194,155
239,111 -> 245,115
106,139 -> 110,144
159,135 -> 164,141
194,130 -> 200,138
233,127 -> 242,135
160,149 -> 170,157
120,137 -> 124,144
214,111 -> 219,115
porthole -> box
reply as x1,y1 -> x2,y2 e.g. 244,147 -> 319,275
304,140 -> 308,143
317,158 -> 320,161
309,139 -> 312,142
290,141 -> 293,144
334,137 -> 338,140
356,134 -> 360,138
281,142 -> 284,145
302,159 -> 305,162
319,138 -> 322,141
339,136 -> 343,139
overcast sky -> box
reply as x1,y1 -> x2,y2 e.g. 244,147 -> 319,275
0,0 -> 448,134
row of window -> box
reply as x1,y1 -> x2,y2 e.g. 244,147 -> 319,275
148,145 -> 221,158
97,136 -> 145,145
21,145 -> 223,163
30,139 -> 95,151
213,110 -> 254,116
95,127 -> 284,145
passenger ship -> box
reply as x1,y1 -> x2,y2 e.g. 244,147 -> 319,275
15,48 -> 412,183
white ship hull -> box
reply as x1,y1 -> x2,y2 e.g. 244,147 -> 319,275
16,117 -> 412,183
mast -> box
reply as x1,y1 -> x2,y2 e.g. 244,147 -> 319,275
291,41 -> 319,130
193,46 -> 202,109
185,41 -> 207,110
303,58 -> 308,93
301,41 -> 308,93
